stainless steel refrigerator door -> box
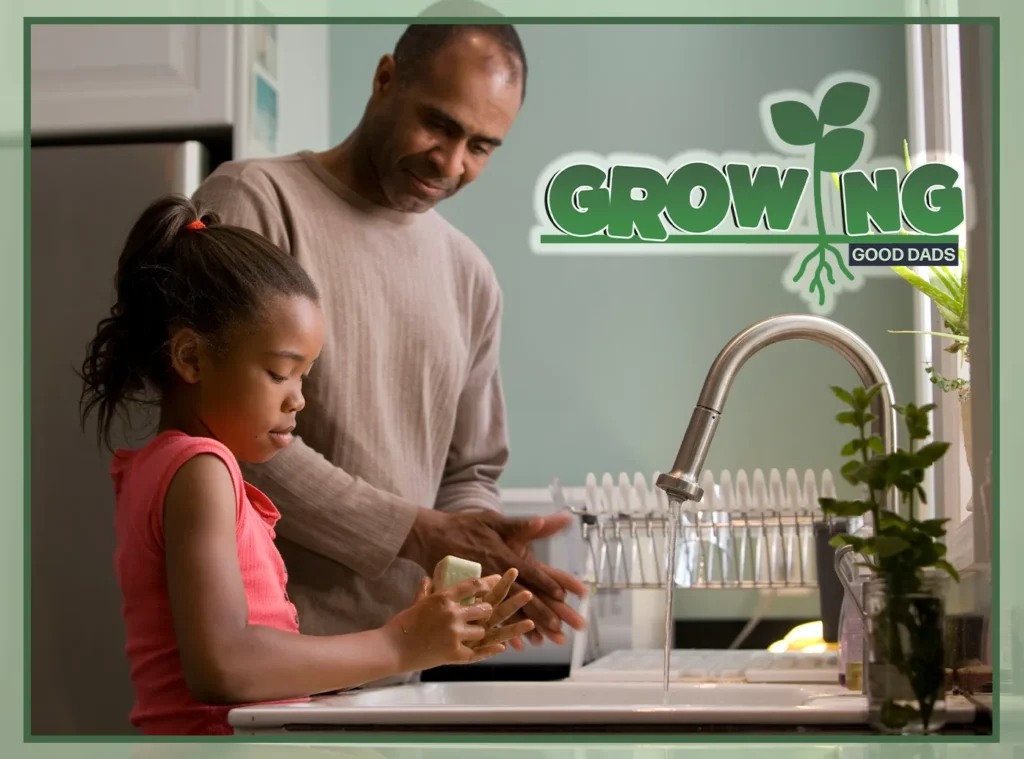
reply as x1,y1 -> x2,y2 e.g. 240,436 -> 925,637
30,141 -> 207,736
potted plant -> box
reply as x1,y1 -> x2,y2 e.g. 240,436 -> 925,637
819,383 -> 959,734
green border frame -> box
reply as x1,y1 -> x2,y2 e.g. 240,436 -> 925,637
21,15 -> 1002,747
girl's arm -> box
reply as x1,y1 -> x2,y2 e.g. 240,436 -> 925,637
162,453 -> 528,706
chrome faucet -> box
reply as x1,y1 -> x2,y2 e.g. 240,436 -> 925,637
655,314 -> 899,515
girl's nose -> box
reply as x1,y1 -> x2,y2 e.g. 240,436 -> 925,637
285,388 -> 305,414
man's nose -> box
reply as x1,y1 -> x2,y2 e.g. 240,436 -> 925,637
429,141 -> 466,179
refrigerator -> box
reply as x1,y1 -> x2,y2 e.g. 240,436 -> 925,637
30,142 -> 209,735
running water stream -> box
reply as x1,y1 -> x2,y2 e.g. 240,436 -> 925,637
662,498 -> 682,701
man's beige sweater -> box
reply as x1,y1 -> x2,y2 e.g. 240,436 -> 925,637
192,152 -> 507,653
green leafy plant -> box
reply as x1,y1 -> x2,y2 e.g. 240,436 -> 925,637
886,141 -> 969,397
925,365 -> 969,396
831,141 -> 969,396
819,383 -> 959,733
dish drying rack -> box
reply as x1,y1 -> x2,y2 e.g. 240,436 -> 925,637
551,468 -> 864,678
551,468 -> 858,592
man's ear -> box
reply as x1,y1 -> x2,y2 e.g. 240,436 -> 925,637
168,328 -> 203,385
372,54 -> 398,96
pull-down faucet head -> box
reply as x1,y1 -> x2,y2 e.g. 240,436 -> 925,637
655,314 -> 898,515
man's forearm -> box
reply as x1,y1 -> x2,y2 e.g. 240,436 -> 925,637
240,437 -> 421,579
435,480 -> 503,514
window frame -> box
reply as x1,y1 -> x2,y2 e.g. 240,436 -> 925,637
904,8 -> 993,608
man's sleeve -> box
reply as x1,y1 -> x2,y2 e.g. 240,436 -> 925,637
192,171 -> 421,579
434,279 -> 508,516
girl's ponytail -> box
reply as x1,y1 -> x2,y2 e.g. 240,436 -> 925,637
79,195 -> 205,447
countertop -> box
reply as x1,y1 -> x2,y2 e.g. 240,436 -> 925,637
228,680 -> 992,737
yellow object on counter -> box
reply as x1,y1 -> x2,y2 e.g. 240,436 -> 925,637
766,620 -> 838,653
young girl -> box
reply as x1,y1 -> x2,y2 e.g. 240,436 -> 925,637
79,194 -> 534,736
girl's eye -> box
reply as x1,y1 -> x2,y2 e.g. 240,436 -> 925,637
268,371 -> 286,383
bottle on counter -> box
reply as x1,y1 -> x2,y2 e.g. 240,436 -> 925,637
837,576 -> 864,690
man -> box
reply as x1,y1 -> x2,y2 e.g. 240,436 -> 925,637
192,24 -> 586,664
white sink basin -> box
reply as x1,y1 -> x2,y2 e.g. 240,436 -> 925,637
227,679 -> 974,732
330,681 -> 826,709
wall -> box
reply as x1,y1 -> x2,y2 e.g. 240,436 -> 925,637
275,24 -> 331,154
328,23 -> 915,495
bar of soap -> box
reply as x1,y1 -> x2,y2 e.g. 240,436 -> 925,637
432,555 -> 482,605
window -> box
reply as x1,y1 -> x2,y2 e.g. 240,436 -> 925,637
904,19 -> 991,576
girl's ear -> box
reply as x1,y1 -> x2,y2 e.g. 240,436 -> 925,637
168,328 -> 203,384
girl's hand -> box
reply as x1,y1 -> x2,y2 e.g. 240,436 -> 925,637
470,568 -> 535,654
383,575 -> 501,672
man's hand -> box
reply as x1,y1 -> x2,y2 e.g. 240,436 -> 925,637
399,509 -> 587,647
498,512 -> 586,649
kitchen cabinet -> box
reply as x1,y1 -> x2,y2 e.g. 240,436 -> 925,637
30,21 -> 330,161
30,24 -> 235,136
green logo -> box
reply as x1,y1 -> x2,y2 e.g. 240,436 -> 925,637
529,72 -> 969,314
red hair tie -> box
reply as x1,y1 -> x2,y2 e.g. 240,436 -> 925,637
185,219 -> 206,230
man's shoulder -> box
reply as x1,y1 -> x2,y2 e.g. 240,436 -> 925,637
202,152 -> 309,191
194,153 -> 327,228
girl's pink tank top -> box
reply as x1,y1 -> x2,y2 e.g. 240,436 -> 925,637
110,430 -> 304,735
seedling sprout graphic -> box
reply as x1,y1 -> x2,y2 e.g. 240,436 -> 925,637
769,81 -> 868,306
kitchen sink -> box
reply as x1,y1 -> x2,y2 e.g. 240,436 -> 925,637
227,679 -> 977,732
319,681 -> 827,708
